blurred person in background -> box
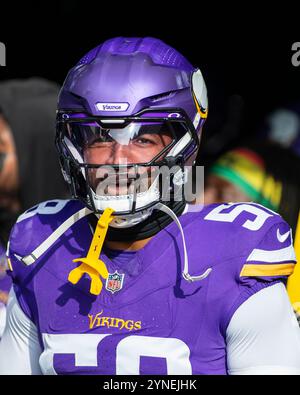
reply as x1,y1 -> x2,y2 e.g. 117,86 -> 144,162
204,141 -> 300,321
204,142 -> 300,234
258,101 -> 300,157
0,78 -> 68,337
258,104 -> 300,318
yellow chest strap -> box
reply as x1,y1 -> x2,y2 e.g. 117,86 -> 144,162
68,207 -> 115,296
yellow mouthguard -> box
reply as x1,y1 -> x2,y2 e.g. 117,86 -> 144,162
68,207 -> 115,295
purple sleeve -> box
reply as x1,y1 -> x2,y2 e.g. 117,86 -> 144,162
5,199 -> 82,325
240,220 -> 296,283
0,275 -> 12,294
220,219 -> 296,335
6,253 -> 38,323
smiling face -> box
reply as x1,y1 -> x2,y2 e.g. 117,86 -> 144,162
82,126 -> 173,196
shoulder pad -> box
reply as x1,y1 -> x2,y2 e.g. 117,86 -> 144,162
7,199 -> 85,282
202,202 -> 280,232
182,202 -> 296,280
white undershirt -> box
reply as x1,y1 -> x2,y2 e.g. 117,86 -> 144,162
0,283 -> 300,375
0,304 -> 6,339
0,288 -> 42,375
226,282 -> 300,374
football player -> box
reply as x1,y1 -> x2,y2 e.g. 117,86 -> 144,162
0,37 -> 300,375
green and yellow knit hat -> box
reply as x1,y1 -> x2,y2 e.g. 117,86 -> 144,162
209,148 -> 282,211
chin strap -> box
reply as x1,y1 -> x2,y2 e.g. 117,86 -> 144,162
68,207 -> 115,295
154,202 -> 212,282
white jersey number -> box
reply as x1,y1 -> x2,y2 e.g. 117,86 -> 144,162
40,333 -> 192,375
17,200 -> 69,223
204,203 -> 274,231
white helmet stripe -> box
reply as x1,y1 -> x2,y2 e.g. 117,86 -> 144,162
191,69 -> 208,111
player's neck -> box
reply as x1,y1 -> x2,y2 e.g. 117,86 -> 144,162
105,236 -> 153,252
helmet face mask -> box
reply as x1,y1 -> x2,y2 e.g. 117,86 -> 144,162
56,108 -> 201,220
56,37 -> 208,227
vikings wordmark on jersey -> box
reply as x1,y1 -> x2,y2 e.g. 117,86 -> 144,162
6,199 -> 296,374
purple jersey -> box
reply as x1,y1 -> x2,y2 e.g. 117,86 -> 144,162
0,274 -> 11,295
6,199 -> 296,374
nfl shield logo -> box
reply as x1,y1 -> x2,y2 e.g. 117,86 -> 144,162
105,271 -> 125,294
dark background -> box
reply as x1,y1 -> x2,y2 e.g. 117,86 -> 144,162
1,1 -> 299,157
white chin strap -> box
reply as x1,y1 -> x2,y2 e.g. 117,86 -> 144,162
13,203 -> 211,283
90,173 -> 160,228
154,202 -> 212,282
109,210 -> 154,228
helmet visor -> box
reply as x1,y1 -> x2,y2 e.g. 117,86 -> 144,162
63,119 -> 191,165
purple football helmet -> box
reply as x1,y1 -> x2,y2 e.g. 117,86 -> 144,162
56,37 -> 208,227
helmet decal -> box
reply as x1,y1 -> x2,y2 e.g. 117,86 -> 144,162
191,69 -> 208,119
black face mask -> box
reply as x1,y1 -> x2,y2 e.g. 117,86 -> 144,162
88,200 -> 186,242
